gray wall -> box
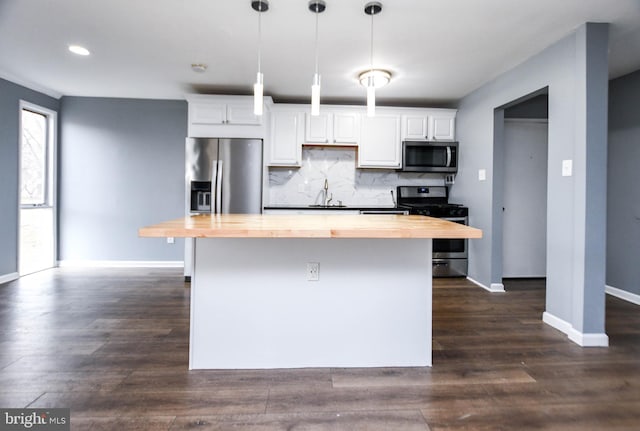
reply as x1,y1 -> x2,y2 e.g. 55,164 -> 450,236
453,23 -> 609,336
504,94 -> 548,119
0,78 -> 59,278
607,70 -> 640,295
58,97 -> 187,262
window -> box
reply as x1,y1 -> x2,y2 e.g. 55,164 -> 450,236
19,101 -> 57,276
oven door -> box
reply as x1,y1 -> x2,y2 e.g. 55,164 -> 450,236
433,216 -> 468,259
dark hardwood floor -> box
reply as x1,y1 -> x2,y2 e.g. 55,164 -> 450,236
1,269 -> 639,430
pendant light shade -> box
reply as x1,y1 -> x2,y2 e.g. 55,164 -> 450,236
366,76 -> 376,117
309,1 -> 326,116
363,1 -> 384,117
252,0 -> 269,116
311,73 -> 321,115
254,72 -> 264,115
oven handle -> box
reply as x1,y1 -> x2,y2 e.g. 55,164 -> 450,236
360,210 -> 409,215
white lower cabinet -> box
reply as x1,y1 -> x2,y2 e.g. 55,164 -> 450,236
263,209 -> 360,215
269,109 -> 302,166
358,115 -> 402,168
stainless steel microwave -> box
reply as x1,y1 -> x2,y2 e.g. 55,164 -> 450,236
401,141 -> 458,173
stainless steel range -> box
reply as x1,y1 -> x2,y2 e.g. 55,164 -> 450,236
397,186 -> 469,277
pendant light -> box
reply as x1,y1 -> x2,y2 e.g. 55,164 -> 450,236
362,1 -> 387,117
252,0 -> 269,116
309,1 -> 326,116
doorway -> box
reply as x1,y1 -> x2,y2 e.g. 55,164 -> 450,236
497,91 -> 549,294
19,101 -> 57,276
502,118 -> 548,277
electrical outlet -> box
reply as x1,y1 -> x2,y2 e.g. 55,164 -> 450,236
562,159 -> 573,177
478,169 -> 486,181
307,262 -> 320,281
167,237 -> 175,244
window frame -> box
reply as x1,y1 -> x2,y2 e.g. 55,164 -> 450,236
19,100 -> 57,210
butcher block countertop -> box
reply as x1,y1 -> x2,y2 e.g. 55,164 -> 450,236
139,214 -> 482,239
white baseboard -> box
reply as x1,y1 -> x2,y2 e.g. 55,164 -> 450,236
0,272 -> 19,285
606,284 -> 640,305
58,260 -> 184,268
568,330 -> 609,347
543,311 -> 609,347
542,311 -> 573,334
466,276 -> 506,293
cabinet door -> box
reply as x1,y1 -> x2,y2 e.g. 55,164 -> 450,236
226,103 -> 261,125
190,101 -> 226,125
358,115 -> 401,168
269,111 -> 301,166
403,115 -> 429,140
305,113 -> 331,143
333,112 -> 360,144
429,115 -> 455,140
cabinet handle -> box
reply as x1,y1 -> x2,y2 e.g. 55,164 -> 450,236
325,139 -> 329,143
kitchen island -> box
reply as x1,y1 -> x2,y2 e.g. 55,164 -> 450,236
139,214 -> 481,369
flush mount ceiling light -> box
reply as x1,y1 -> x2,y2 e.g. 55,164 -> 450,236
363,1 -> 385,117
358,69 -> 391,88
68,45 -> 90,56
251,0 -> 269,116
191,63 -> 207,73
309,0 -> 326,116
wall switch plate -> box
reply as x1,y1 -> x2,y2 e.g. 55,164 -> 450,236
307,262 -> 319,281
562,159 -> 573,176
167,237 -> 175,244
478,169 -> 486,181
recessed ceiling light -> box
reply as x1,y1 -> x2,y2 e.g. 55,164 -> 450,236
68,45 -> 90,56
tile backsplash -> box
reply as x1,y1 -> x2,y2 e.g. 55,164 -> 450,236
268,147 -> 445,206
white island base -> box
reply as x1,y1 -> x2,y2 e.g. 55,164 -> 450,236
190,238 -> 432,369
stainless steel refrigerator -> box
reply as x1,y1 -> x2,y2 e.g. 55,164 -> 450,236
184,138 -> 263,279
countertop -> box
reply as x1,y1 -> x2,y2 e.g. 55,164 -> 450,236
263,205 -> 402,211
139,214 -> 482,239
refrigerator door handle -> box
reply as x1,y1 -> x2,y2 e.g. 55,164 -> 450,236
216,160 -> 223,214
211,159 -> 218,213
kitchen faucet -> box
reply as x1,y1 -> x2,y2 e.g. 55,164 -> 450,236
322,178 -> 332,206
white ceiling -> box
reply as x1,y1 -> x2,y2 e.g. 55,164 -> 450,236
1,0 -> 639,106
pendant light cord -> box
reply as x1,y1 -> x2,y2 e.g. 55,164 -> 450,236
257,2 -> 262,74
369,6 -> 374,74
314,3 -> 319,76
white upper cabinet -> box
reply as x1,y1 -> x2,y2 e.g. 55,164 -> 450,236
186,95 -> 270,138
429,115 -> 456,140
269,108 -> 302,167
305,110 -> 360,145
402,115 -> 429,140
190,99 -> 261,126
401,109 -> 457,141
358,114 -> 402,169
226,102 -> 262,125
